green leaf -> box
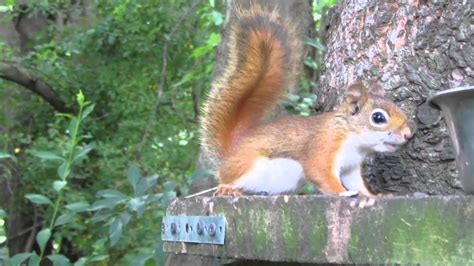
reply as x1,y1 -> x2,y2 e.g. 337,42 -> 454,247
131,252 -> 153,266
30,151 -> 64,161
89,255 -> 109,262
0,208 -> 6,218
135,175 -> 158,197
56,113 -> 75,119
76,90 -> 85,106
146,193 -> 163,203
96,189 -> 128,199
36,228 -> 51,252
9,252 -> 33,265
65,202 -> 90,212
128,198 -> 145,216
304,37 -> 326,51
191,45 -> 210,58
57,161 -> 70,180
72,144 -> 95,163
287,93 -> 300,102
155,235 -> 166,265
90,198 -> 123,211
25,194 -> 53,205
91,209 -> 114,223
27,252 -> 39,266
207,32 -> 221,47
81,103 -> 95,119
73,257 -> 87,266
67,118 -> 78,138
109,217 -> 123,246
47,254 -> 71,266
53,180 -> 67,192
162,181 -> 176,192
54,213 -> 75,227
297,182 -> 316,195
190,169 -> 213,181
210,11 -> 223,26
160,191 -> 176,206
127,165 -> 140,193
303,97 -> 315,105
120,211 -> 131,226
0,151 -> 15,161
304,57 -> 318,70
0,5 -> 13,12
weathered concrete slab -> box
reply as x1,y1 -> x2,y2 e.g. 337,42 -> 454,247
163,195 -> 474,264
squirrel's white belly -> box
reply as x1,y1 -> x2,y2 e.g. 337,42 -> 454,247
232,157 -> 305,194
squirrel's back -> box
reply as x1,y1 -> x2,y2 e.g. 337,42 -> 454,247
200,2 -> 303,168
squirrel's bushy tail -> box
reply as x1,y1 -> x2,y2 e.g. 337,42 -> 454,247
201,3 -> 303,168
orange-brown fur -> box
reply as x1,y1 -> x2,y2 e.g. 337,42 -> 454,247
201,3 -> 303,167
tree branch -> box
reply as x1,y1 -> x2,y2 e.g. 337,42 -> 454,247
24,210 -> 39,253
134,0 -> 202,160
0,61 -> 71,113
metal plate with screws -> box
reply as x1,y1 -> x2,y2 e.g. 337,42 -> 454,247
161,216 -> 226,245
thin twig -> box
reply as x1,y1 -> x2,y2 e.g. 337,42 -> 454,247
184,186 -> 218,199
6,220 -> 45,243
191,81 -> 203,122
135,0 -> 202,160
24,210 -> 38,252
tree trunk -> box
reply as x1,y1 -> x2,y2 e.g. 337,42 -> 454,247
317,0 -> 473,195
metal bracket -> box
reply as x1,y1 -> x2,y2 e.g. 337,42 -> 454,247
161,216 -> 226,245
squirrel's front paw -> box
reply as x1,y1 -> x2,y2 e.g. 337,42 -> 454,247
213,185 -> 243,197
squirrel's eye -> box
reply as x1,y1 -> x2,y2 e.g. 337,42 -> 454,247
370,108 -> 389,127
372,112 -> 386,124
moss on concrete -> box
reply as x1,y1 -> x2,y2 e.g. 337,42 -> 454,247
281,207 -> 298,256
164,195 -> 474,264
248,208 -> 272,255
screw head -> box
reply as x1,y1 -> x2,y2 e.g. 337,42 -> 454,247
196,222 -> 204,235
170,222 -> 178,234
208,223 -> 216,237
161,224 -> 165,233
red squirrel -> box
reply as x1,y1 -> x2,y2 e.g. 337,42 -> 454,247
200,3 -> 413,197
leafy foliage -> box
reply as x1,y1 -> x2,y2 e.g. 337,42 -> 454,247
284,0 -> 337,116
0,0 -> 335,264
1,0 -> 223,264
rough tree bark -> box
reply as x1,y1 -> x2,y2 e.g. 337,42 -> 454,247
317,0 -> 473,195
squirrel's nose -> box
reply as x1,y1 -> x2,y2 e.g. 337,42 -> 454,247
402,127 -> 413,141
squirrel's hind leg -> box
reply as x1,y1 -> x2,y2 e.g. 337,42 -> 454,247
217,144 -> 305,196
213,185 -> 243,196
231,157 -> 305,195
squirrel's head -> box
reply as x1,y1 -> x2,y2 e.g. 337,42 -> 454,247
342,81 -> 414,153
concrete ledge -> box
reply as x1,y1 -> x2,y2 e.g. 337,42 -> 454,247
163,195 -> 474,264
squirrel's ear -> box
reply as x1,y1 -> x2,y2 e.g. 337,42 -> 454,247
345,81 -> 368,115
370,82 -> 386,97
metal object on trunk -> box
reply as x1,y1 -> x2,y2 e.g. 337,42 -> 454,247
429,86 -> 474,194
